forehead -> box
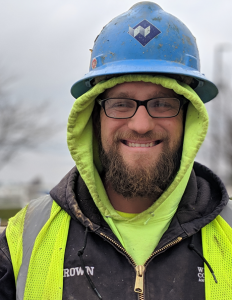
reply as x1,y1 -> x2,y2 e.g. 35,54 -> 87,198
103,81 -> 176,99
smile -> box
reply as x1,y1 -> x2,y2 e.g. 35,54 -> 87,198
122,140 -> 162,147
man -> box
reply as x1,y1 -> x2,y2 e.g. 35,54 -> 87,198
0,2 -> 231,300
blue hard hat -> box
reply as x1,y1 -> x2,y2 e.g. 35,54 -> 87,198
71,2 -> 218,103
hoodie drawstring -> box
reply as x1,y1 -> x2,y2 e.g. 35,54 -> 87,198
78,227 -> 103,299
188,235 -> 218,284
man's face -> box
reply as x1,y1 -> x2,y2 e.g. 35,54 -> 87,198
98,81 -> 184,198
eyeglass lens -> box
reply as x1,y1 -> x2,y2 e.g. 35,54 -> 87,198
104,98 -> 180,118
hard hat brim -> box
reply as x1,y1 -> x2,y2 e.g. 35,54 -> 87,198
71,59 -> 218,103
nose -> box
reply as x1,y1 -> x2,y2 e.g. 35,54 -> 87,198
127,106 -> 155,134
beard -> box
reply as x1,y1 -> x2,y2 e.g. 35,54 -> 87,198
98,130 -> 183,199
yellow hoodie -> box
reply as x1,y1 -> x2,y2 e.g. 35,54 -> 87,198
67,74 -> 208,265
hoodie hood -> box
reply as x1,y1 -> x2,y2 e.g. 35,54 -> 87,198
67,74 -> 209,264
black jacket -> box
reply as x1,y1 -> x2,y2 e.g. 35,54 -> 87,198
0,162 -> 228,300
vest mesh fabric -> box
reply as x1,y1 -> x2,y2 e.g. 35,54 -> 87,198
24,201 -> 70,299
7,199 -> 232,299
6,205 -> 28,283
7,200 -> 71,300
202,215 -> 232,300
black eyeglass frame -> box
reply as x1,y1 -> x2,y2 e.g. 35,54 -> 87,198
97,96 -> 187,119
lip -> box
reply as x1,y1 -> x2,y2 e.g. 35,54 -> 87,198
121,139 -> 162,148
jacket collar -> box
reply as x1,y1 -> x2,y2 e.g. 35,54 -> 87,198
50,162 -> 228,242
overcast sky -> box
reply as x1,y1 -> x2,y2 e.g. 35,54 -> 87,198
0,0 -> 232,186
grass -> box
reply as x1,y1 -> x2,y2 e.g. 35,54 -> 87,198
0,208 -> 21,225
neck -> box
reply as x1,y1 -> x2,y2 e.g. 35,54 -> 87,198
104,181 -> 157,213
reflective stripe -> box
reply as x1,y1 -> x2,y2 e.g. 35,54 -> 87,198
220,200 -> 232,228
16,195 -> 53,300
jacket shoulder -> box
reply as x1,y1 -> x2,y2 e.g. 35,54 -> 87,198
0,230 -> 16,300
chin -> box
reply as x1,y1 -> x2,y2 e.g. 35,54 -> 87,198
122,155 -> 158,170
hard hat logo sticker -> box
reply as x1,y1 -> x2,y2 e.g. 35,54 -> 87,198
91,58 -> 97,69
128,20 -> 161,47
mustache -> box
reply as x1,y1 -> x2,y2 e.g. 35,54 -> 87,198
113,130 -> 168,142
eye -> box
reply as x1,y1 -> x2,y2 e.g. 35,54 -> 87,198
113,101 -> 129,108
106,99 -> 135,109
151,100 -> 170,108
149,98 -> 179,109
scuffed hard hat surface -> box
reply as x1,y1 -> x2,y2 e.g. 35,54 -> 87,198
129,2 -> 162,10
90,1 -> 199,72
71,1 -> 218,102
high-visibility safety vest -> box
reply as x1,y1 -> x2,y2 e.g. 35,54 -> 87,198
6,195 -> 232,300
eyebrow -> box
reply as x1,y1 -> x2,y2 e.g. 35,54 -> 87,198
106,91 -> 176,99
110,92 -> 131,98
148,92 -> 176,98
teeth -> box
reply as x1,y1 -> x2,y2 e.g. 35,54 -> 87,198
128,142 -> 156,147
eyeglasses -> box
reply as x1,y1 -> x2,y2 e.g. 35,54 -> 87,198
97,97 -> 186,119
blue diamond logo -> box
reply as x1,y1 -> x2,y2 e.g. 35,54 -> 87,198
128,20 -> 161,47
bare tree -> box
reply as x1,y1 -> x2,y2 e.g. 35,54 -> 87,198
226,118 -> 232,183
207,44 -> 232,184
0,74 -> 61,170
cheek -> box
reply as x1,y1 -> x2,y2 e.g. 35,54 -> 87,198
171,116 -> 184,146
100,111 -> 117,150
163,115 -> 184,147
100,112 -> 127,150
100,112 -> 109,147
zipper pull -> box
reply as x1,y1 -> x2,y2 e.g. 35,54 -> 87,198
134,265 -> 145,293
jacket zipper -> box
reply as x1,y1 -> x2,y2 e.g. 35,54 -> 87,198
99,232 -> 182,300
